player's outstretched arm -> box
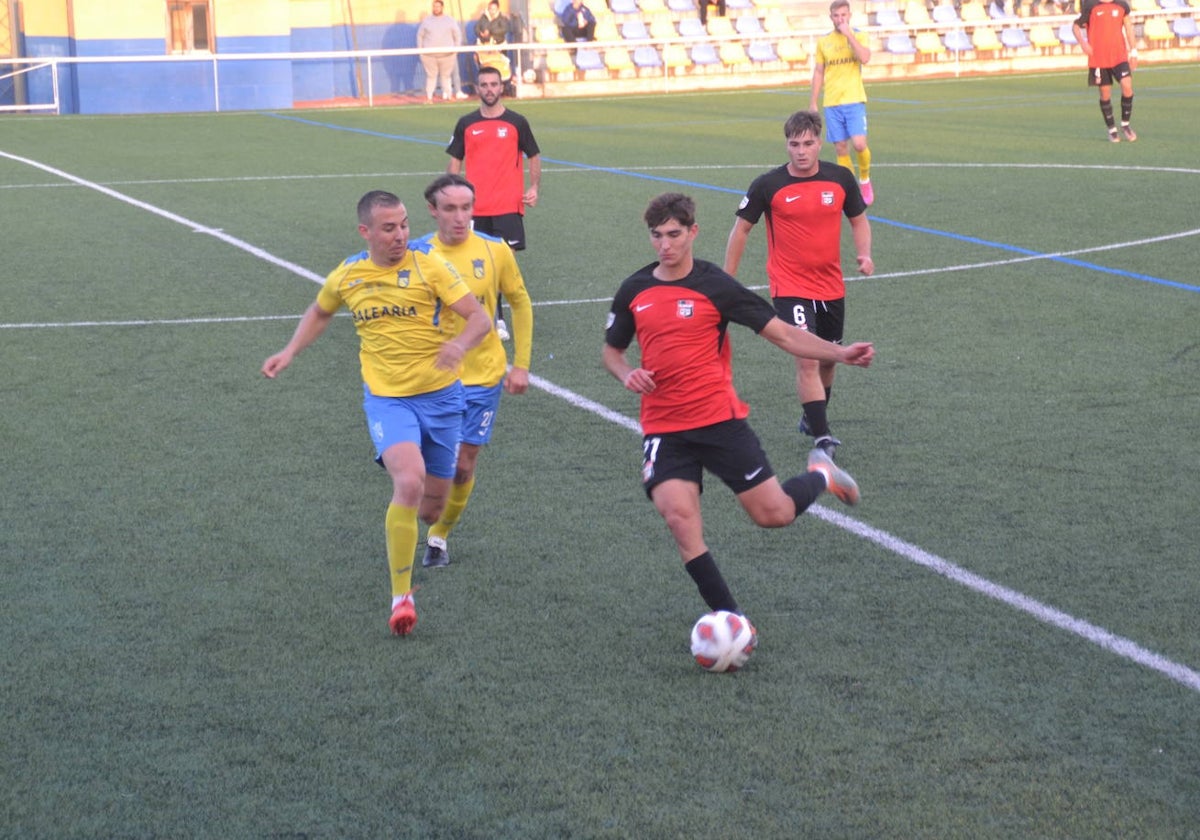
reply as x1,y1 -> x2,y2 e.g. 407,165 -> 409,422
261,302 -> 335,378
760,318 -> 874,367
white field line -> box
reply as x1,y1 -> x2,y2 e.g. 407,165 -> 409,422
4,148 -> 1199,695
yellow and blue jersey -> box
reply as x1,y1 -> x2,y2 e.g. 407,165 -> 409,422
316,244 -> 471,397
814,29 -> 869,107
412,230 -> 533,388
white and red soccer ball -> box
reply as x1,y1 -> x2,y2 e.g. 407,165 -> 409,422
690,610 -> 757,672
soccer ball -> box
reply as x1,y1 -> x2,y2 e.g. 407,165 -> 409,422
690,610 -> 757,673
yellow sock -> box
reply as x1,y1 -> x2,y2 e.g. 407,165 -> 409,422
428,478 -> 476,541
856,147 -> 872,183
385,503 -> 419,598
837,153 -> 852,174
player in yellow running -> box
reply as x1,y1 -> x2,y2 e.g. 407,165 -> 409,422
413,173 -> 534,568
261,190 -> 491,637
809,0 -> 875,206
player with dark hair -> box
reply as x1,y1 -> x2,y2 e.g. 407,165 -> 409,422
724,110 -> 873,460
413,173 -> 534,568
261,190 -> 491,636
603,192 -> 874,620
447,65 -> 541,339
1073,0 -> 1137,142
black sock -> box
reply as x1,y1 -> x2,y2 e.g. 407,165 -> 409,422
1100,99 -> 1116,130
1120,94 -> 1133,124
684,551 -> 738,613
802,399 -> 830,438
782,473 -> 825,517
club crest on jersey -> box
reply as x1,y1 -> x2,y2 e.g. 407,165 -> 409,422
497,127 -> 509,138
396,270 -> 411,288
676,299 -> 694,318
472,258 -> 486,279
821,191 -> 835,206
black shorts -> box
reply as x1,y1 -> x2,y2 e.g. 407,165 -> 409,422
472,213 -> 527,251
641,418 -> 775,498
773,296 -> 845,344
1088,63 -> 1132,87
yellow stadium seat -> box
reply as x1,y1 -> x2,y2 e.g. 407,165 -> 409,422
650,19 -> 679,40
915,30 -> 945,57
663,43 -> 692,72
1143,17 -> 1174,46
594,18 -> 620,41
719,41 -> 750,65
605,48 -> 636,73
707,16 -> 735,37
545,47 -> 575,77
904,1 -> 932,25
1029,24 -> 1059,53
777,38 -> 808,63
535,23 -> 562,43
959,1 -> 989,23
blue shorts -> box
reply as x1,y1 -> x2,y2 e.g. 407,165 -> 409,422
362,381 -> 465,479
824,102 -> 868,144
461,382 -> 504,447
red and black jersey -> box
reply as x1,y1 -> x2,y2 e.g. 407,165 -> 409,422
445,108 -> 540,217
605,259 -> 777,435
735,161 -> 865,301
1075,0 -> 1133,68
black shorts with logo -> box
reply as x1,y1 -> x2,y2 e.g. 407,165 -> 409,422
1088,63 -> 1132,87
472,213 -> 527,251
773,296 -> 845,344
641,418 -> 775,498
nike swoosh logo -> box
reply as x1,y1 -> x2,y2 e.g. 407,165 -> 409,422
635,303 -> 653,312
471,129 -> 485,135
785,195 -> 801,203
744,467 -> 763,480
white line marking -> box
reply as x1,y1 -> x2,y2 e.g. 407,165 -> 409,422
6,149 -> 1199,694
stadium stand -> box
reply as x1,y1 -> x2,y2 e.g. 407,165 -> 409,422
944,28 -> 974,52
1172,16 -> 1200,40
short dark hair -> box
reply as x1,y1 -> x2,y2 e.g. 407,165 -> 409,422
477,66 -> 503,84
424,172 -> 475,207
357,190 -> 401,225
644,192 -> 696,229
829,0 -> 850,13
783,110 -> 822,140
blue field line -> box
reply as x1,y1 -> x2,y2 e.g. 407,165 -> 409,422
266,112 -> 1196,293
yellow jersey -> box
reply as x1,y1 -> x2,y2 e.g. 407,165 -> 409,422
414,230 -> 533,388
316,244 -> 471,397
814,29 -> 869,107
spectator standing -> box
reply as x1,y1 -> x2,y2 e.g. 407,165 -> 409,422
809,0 -> 875,205
417,0 -> 467,103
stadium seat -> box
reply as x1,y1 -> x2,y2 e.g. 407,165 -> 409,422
932,3 -> 961,23
691,42 -> 721,65
776,38 -> 808,64
663,43 -> 692,73
1172,16 -> 1200,39
875,8 -> 904,26
535,23 -> 563,43
885,33 -> 918,53
943,28 -> 973,52
747,40 -> 780,62
763,12 -> 791,34
726,0 -> 754,9
622,19 -> 651,39
1143,17 -> 1174,46
633,45 -> 664,68
594,18 -> 620,41
719,41 -> 751,65
707,16 -> 735,36
1029,24 -> 1059,53
959,1 -> 990,22
1159,0 -> 1187,8
1057,23 -> 1078,46
574,47 -> 605,71
650,19 -> 679,39
999,26 -> 1031,49
971,26 -> 1003,52
604,47 -> 636,74
545,47 -> 576,77
915,30 -> 946,58
678,17 -> 706,37
667,0 -> 697,11
735,14 -> 765,35
904,1 -> 932,25
609,0 -> 640,13
638,0 -> 668,13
